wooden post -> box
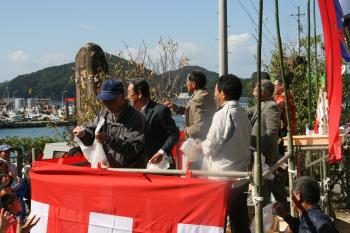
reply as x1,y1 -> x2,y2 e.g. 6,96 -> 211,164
274,0 -> 296,216
307,0 -> 312,129
253,0 -> 264,232
322,150 -> 331,216
31,148 -> 37,163
313,0 -> 318,90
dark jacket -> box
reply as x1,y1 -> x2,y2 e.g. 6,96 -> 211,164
144,101 -> 180,166
80,102 -> 146,168
284,205 -> 339,233
249,99 -> 281,166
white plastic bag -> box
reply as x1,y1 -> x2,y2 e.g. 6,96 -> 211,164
146,156 -> 170,170
180,138 -> 201,162
250,203 -> 273,233
75,118 -> 110,168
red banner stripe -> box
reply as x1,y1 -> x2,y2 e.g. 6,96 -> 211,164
318,0 -> 343,163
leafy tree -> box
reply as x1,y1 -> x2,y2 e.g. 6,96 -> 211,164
76,37 -> 189,125
267,36 -> 324,134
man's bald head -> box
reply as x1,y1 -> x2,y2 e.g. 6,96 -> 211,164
261,79 -> 274,98
253,79 -> 274,101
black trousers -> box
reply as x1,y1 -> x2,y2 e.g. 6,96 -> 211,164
262,169 -> 289,209
227,183 -> 251,233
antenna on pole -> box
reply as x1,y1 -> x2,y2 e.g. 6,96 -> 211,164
291,5 -> 306,55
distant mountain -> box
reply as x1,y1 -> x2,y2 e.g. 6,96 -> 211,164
0,58 -> 252,101
0,55 -> 128,101
0,63 -> 75,101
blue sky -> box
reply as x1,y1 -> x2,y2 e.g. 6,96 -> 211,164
0,0 -> 321,82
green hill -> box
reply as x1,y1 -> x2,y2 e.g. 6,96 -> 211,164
0,55 -> 128,100
0,57 -> 252,100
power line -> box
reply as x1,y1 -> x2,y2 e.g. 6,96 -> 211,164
236,0 -> 275,46
248,0 -> 276,41
286,0 -> 297,11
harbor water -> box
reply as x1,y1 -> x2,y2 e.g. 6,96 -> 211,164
0,115 -> 185,138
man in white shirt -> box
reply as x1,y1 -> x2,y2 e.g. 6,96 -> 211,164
201,74 -> 251,233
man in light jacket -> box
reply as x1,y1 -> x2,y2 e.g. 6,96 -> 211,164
200,74 -> 251,233
165,70 -> 216,168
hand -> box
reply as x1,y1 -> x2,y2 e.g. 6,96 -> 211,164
164,101 -> 176,110
0,208 -> 14,232
272,202 -> 288,218
291,192 -> 304,213
17,215 -> 40,233
95,132 -> 108,144
184,127 -> 189,137
73,126 -> 85,138
149,153 -> 164,164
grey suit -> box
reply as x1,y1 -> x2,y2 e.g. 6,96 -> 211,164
249,98 -> 288,208
250,99 -> 281,166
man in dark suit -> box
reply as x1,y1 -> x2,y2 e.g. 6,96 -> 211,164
250,79 -> 281,167
249,78 -> 289,209
127,79 -> 180,168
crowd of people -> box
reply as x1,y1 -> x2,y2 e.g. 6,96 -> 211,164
0,145 -> 39,233
0,70 -> 338,232
72,70 -> 338,232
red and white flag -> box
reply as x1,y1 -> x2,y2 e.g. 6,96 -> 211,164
30,161 -> 231,233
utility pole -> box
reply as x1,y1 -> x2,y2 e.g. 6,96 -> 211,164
291,5 -> 305,55
313,0 -> 318,90
254,0 -> 264,232
219,0 -> 228,76
275,0 -> 295,216
307,0 -> 312,129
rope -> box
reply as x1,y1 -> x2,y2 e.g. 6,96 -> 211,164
252,189 -> 264,206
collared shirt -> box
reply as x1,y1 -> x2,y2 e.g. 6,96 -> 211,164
189,90 -> 198,100
284,205 -> 339,233
140,100 -> 150,114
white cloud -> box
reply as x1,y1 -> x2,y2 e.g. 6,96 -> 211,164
178,42 -> 199,57
1,51 -> 72,82
7,50 -> 28,62
81,25 -> 94,31
117,41 -> 201,69
227,33 -> 257,77
112,33 -> 257,78
228,33 -> 256,64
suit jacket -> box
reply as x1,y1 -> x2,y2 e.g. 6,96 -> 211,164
175,88 -> 216,140
144,100 -> 180,164
250,99 -> 281,166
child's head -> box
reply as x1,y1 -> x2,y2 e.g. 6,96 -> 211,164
0,193 -> 22,214
0,172 -> 11,186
